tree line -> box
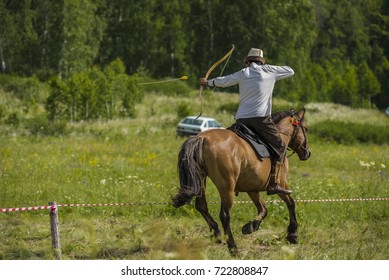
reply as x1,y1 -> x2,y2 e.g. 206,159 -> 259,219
0,0 -> 388,116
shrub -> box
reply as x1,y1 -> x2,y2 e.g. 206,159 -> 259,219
310,121 -> 389,145
138,78 -> 192,97
46,59 -> 144,121
0,74 -> 48,103
0,105 -> 4,121
5,113 -> 19,127
24,114 -> 67,136
176,102 -> 192,119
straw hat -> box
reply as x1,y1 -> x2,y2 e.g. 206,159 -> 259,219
245,48 -> 265,64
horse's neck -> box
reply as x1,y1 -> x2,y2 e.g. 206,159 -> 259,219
276,118 -> 293,145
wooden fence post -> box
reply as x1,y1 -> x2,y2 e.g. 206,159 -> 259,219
49,201 -> 62,259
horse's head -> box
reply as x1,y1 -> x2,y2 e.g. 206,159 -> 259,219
274,108 -> 311,161
288,108 -> 311,161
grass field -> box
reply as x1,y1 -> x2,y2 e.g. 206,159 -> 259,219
0,90 -> 388,260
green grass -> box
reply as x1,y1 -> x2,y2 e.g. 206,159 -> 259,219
0,90 -> 388,260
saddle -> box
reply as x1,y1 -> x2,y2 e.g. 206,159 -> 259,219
227,122 -> 275,159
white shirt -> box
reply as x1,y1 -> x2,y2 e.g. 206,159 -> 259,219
208,63 -> 294,118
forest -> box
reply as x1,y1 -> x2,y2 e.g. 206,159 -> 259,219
0,0 -> 388,121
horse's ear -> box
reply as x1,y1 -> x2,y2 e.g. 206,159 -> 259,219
297,107 -> 306,119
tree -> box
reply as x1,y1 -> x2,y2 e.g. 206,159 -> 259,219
0,1 -> 14,72
0,0 -> 36,74
310,63 -> 331,102
59,0 -> 106,78
46,76 -> 69,121
367,0 -> 389,109
330,63 -> 358,107
358,62 -> 381,108
30,0 -> 64,78
104,59 -> 143,118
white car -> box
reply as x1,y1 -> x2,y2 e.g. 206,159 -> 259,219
176,116 -> 224,136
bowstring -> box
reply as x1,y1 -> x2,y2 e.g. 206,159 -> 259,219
212,51 -> 233,93
197,45 -> 234,119
197,60 -> 225,119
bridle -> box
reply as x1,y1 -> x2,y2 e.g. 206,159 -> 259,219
279,111 -> 309,158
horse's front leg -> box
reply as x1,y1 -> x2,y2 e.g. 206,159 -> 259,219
278,194 -> 298,244
242,191 -> 268,235
277,158 -> 298,243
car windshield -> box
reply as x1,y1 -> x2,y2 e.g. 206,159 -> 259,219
181,118 -> 203,126
208,120 -> 220,127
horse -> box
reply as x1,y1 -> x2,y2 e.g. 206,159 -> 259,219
172,108 -> 311,254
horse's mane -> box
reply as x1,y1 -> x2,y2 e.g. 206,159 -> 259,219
271,110 -> 291,124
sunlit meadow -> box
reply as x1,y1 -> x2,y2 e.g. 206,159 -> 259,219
0,91 -> 388,260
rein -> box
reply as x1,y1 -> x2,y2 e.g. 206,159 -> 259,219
278,111 -> 309,158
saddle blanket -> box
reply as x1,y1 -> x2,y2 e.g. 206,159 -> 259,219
227,122 -> 275,159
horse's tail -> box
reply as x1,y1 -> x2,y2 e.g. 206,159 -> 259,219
172,136 -> 206,208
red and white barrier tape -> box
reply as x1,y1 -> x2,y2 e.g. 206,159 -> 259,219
0,205 -> 56,213
59,202 -> 167,208
236,197 -> 389,204
0,202 -> 166,213
1,197 -> 388,213
293,197 -> 389,203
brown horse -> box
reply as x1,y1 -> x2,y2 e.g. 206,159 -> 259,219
172,108 -> 310,254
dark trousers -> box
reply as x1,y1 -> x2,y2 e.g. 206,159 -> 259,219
236,116 -> 286,162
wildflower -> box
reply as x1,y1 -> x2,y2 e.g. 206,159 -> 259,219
100,179 -> 107,185
359,160 -> 370,168
381,164 -> 386,169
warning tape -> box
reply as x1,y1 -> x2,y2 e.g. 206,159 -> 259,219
1,197 -> 388,213
0,202 -> 167,213
288,197 -> 389,203
0,205 -> 56,213
244,197 -> 389,204
58,202 -> 168,208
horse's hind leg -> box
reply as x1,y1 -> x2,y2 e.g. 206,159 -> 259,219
278,194 -> 298,244
195,195 -> 222,242
242,192 -> 268,235
219,192 -> 237,254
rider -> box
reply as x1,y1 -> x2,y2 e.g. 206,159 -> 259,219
200,48 -> 294,195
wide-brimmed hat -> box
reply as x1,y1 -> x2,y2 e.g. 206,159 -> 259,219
245,48 -> 264,63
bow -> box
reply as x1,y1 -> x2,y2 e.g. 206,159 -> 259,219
197,44 -> 235,119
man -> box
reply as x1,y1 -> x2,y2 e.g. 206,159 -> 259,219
200,48 -> 294,195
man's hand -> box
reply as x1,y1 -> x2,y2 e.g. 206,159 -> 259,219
199,78 -> 208,86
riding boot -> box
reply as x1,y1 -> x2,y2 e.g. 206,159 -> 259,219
267,161 -> 293,195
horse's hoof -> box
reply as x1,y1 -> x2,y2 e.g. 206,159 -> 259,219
228,246 -> 239,256
242,220 -> 262,235
287,233 -> 298,244
213,235 -> 223,244
211,232 -> 222,244
242,222 -> 254,235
